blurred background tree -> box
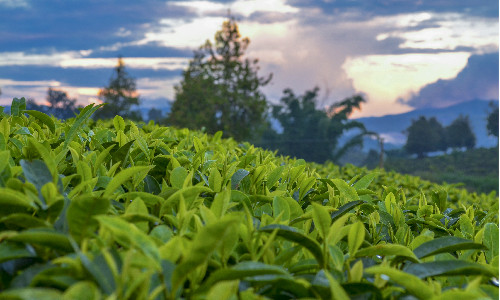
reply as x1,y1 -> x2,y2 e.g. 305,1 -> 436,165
445,115 -> 476,150
94,57 -> 140,120
260,87 -> 367,163
167,17 -> 272,141
46,88 -> 78,117
405,116 -> 437,158
487,103 -> 499,140
148,107 -> 164,123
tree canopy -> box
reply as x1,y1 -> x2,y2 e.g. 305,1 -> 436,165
167,17 -> 272,141
405,115 -> 476,157
405,116 -> 446,158
445,115 -> 476,150
487,104 -> 499,139
261,87 -> 367,163
94,57 -> 140,120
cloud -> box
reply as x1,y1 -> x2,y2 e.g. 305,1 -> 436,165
0,65 -> 181,88
0,0 -> 197,52
286,0 -> 499,18
400,52 -> 499,108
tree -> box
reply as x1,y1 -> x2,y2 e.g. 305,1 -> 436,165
446,115 -> 476,150
167,17 -> 272,141
261,87 -> 367,163
487,103 -> 499,139
148,108 -> 163,122
47,88 -> 76,109
94,57 -> 140,120
45,88 -> 80,119
405,116 -> 446,158
428,117 -> 447,152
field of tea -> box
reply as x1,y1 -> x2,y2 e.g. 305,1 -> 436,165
0,98 -> 498,299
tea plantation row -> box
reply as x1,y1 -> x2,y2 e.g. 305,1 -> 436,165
0,99 -> 498,299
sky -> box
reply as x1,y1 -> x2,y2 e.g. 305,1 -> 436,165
0,0 -> 498,118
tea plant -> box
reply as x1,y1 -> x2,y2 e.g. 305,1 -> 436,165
0,98 -> 498,299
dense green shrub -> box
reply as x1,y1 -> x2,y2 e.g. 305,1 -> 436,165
0,98 -> 498,299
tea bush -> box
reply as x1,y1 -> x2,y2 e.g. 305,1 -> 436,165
0,98 -> 498,299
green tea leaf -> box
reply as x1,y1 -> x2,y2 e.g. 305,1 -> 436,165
0,188 -> 36,216
103,166 -> 153,197
8,228 -> 72,252
266,165 -> 284,188
67,195 -> 110,242
403,260 -> 496,278
273,196 -> 290,222
23,110 -> 55,133
231,169 -> 249,190
355,244 -> 419,263
95,216 -> 160,262
348,221 -> 365,255
365,266 -> 434,300
0,288 -> 62,300
331,178 -> 359,201
172,216 -> 240,292
483,223 -> 499,262
353,172 -> 378,190
20,159 -> 53,206
64,104 -> 103,149
413,236 -> 487,259
0,241 -> 36,263
11,97 -> 27,117
170,167 -> 188,189
298,177 -> 315,201
312,203 -> 331,239
0,213 -> 50,229
198,261 -> 289,293
63,281 -> 101,300
259,224 -> 324,267
331,200 -> 364,223
211,188 -> 231,218
113,115 -> 125,131
93,144 -> 116,176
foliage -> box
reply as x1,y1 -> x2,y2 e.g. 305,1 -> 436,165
405,116 -> 447,158
24,89 -> 81,120
487,104 -> 499,139
0,97 -> 498,299
261,87 -> 367,163
385,147 -> 499,194
405,116 -> 476,157
148,108 -> 164,123
94,57 -> 140,120
167,17 -> 272,141
47,88 -> 77,112
446,115 -> 476,150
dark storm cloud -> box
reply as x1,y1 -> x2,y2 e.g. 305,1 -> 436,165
0,66 -> 182,87
0,0 -> 197,52
287,0 -> 499,18
400,52 -> 499,108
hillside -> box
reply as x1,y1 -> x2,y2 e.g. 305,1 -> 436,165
355,99 -> 499,150
385,147 -> 499,194
0,98 -> 498,299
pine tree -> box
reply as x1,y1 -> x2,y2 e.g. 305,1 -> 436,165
167,17 -> 271,141
94,57 -> 139,120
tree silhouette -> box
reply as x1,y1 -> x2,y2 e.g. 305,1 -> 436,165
446,115 -> 476,150
167,17 -> 272,141
94,57 -> 139,120
262,87 -> 367,163
487,104 -> 499,139
405,116 -> 446,158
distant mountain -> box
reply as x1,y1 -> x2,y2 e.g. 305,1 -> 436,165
354,99 -> 499,150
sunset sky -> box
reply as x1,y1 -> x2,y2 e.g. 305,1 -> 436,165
0,0 -> 498,117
